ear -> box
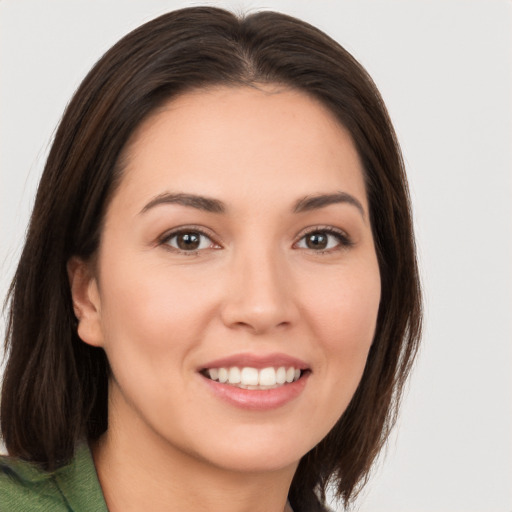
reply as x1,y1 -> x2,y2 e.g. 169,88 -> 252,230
67,256 -> 104,347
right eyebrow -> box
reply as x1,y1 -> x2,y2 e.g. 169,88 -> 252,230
139,192 -> 226,215
293,191 -> 366,220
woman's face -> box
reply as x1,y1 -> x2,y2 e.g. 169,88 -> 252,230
74,86 -> 381,474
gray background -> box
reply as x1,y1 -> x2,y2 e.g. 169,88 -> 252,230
1,1 -> 511,511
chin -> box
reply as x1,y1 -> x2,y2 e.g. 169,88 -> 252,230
191,431 -> 315,475
209,451 -> 301,475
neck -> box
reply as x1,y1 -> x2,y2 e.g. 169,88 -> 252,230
92,413 -> 297,512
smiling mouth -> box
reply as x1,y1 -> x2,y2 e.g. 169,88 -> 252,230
201,366 -> 305,390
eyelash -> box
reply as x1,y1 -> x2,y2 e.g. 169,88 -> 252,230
158,225 -> 353,255
159,226 -> 220,256
294,226 -> 353,254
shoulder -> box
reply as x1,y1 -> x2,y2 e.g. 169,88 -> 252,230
0,443 -> 108,512
0,455 -> 67,511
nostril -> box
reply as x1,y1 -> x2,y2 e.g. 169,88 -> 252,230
219,267 -> 299,333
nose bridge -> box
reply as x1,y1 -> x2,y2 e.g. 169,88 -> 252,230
221,239 -> 296,333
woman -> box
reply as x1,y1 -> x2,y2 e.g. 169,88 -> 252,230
0,7 -> 421,512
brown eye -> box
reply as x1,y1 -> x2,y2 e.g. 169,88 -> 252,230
176,232 -> 200,250
165,231 -> 214,252
305,232 -> 328,250
296,229 -> 351,252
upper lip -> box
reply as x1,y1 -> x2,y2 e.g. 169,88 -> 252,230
200,353 -> 310,371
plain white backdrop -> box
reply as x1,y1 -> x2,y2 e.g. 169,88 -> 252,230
1,1 -> 511,511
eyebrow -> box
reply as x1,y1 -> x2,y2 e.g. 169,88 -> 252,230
293,192 -> 366,218
139,190 -> 365,218
140,192 -> 226,214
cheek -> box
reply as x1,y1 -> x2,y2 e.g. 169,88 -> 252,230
97,259 -> 218,370
288,262 -> 380,444
307,264 -> 380,345
303,262 -> 381,390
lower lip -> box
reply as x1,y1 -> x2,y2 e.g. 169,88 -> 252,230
201,373 -> 309,411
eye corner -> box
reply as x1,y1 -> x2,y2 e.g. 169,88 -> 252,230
158,225 -> 222,255
294,226 -> 354,253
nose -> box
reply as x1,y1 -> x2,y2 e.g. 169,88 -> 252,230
220,247 -> 299,334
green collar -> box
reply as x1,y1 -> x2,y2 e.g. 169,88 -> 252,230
52,442 -> 108,511
1,442 -> 108,511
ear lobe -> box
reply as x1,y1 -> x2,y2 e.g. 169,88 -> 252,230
67,257 -> 104,347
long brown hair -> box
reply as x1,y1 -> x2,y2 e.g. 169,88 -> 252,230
1,7 -> 421,510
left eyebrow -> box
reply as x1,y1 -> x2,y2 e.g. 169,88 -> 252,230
139,192 -> 226,214
293,192 -> 366,219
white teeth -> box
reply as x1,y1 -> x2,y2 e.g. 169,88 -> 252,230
218,368 -> 228,383
204,365 -> 303,388
259,367 -> 276,386
228,367 -> 241,384
241,367 -> 259,386
276,367 -> 286,384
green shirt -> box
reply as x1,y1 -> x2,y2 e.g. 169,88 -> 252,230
0,443 -> 108,512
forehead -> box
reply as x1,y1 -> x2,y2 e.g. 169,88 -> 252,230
113,85 -> 367,213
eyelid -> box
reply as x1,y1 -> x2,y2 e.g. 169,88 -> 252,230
158,225 -> 222,254
293,225 -> 354,251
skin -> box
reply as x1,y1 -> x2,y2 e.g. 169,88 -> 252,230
69,85 -> 381,512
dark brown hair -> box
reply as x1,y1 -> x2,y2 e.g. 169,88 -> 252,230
1,7 -> 421,511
